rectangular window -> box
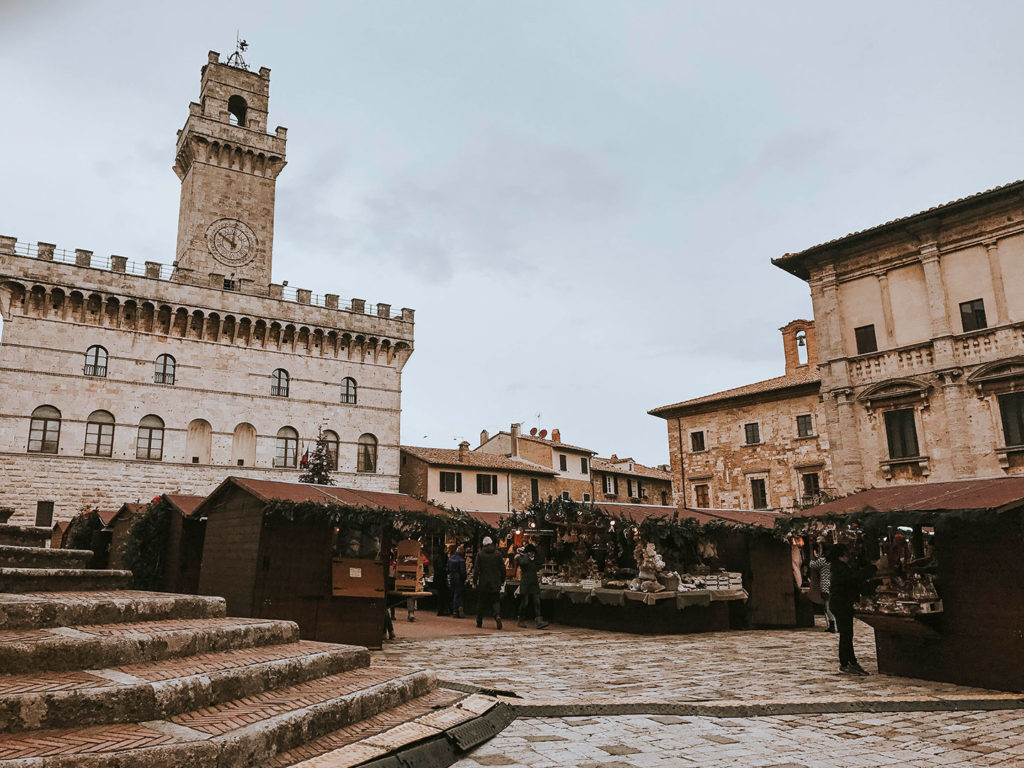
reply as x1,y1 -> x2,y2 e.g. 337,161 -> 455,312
694,484 -> 710,508
84,422 -> 114,457
583,492 -> 591,502
744,423 -> 760,445
530,478 -> 539,503
855,324 -> 878,355
884,408 -> 919,459
559,454 -> 567,471
580,457 -> 588,474
603,475 -> 616,495
440,471 -> 463,493
35,501 -> 54,528
628,479 -> 637,497
801,472 -> 820,498
999,393 -> 1024,447
690,431 -> 706,452
476,473 -> 498,495
750,478 -> 768,509
960,298 -> 987,332
561,491 -> 570,500
638,481 -> 646,499
796,414 -> 814,437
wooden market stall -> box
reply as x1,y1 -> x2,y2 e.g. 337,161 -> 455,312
791,477 -> 1024,693
194,477 -> 448,650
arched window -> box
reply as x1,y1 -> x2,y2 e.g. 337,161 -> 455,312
232,422 -> 257,467
357,433 -> 378,473
340,377 -> 357,405
27,405 -> 61,453
84,345 -> 108,377
84,410 -> 115,457
275,426 -> 298,468
185,418 -> 212,464
271,368 -> 290,397
228,95 -> 247,127
323,429 -> 340,470
136,415 -> 165,461
155,354 -> 176,385
796,330 -> 808,365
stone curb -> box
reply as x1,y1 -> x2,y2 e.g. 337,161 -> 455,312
506,696 -> 1024,718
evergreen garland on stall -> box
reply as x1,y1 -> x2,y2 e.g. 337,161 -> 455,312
121,498 -> 173,591
65,509 -> 103,551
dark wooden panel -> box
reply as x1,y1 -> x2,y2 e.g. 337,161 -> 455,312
748,539 -> 796,626
197,495 -> 264,616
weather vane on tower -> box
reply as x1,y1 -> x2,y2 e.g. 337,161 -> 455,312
225,32 -> 250,70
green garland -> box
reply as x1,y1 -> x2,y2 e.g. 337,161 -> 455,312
65,509 -> 103,551
261,499 -> 493,540
121,500 -> 172,591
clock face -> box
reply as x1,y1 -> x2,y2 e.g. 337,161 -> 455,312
205,218 -> 257,267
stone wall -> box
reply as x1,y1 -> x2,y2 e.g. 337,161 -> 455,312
0,452 -> 396,525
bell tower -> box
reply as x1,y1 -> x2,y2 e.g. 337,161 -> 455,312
173,50 -> 287,287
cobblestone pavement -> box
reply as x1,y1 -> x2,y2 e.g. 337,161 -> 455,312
453,711 -> 1024,768
377,619 -> 1018,707
378,619 -> 1024,767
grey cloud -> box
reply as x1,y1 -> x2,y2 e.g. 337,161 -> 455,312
360,136 -> 627,282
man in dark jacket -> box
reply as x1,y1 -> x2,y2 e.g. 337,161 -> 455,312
516,544 -> 549,629
828,543 -> 876,676
474,537 -> 506,629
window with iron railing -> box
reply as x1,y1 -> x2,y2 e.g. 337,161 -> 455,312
84,345 -> 108,377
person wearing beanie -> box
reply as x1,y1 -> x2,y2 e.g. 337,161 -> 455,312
474,537 -> 506,629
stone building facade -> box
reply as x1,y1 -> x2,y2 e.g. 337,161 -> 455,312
399,443 -> 557,513
650,321 -> 832,511
774,180 -> 1024,492
0,51 -> 413,523
590,456 -> 673,507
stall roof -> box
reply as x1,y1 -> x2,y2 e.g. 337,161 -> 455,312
594,502 -> 676,523
793,477 -> 1024,518
195,477 -> 447,517
683,508 -> 784,528
165,494 -> 205,517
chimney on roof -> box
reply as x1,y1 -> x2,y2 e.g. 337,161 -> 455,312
510,423 -> 520,458
479,429 -> 489,447
458,441 -> 470,462
551,428 -> 561,443
610,454 -> 618,462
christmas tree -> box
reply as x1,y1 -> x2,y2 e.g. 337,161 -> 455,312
298,426 -> 336,485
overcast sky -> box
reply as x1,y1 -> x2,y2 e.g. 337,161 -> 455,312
3,2 -> 1024,465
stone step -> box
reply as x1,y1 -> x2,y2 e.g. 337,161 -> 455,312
0,545 -> 92,570
270,688 -> 480,767
0,666 -> 436,767
0,641 -> 370,732
0,591 -> 227,631
0,527 -> 51,548
0,568 -> 133,593
0,616 -> 299,674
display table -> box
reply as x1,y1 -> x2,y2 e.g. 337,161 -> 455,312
531,584 -> 748,635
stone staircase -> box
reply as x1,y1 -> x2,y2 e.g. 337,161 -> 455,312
0,525 -> 510,767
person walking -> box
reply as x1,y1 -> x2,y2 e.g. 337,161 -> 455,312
448,544 -> 467,618
828,543 -> 875,676
474,537 -> 505,629
516,543 -> 549,629
436,544 -> 453,616
809,547 -> 836,632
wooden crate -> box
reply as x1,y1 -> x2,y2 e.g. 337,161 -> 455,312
395,540 -> 423,592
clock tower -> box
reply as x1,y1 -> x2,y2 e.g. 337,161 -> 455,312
173,50 -> 287,287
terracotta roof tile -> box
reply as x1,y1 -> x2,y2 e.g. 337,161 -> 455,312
164,494 -> 205,517
401,446 -> 557,475
518,434 -> 596,455
649,367 -> 820,415
591,458 -> 671,481
793,477 -> 1024,518
199,477 -> 447,516
774,178 -> 1024,277
594,503 -> 676,523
